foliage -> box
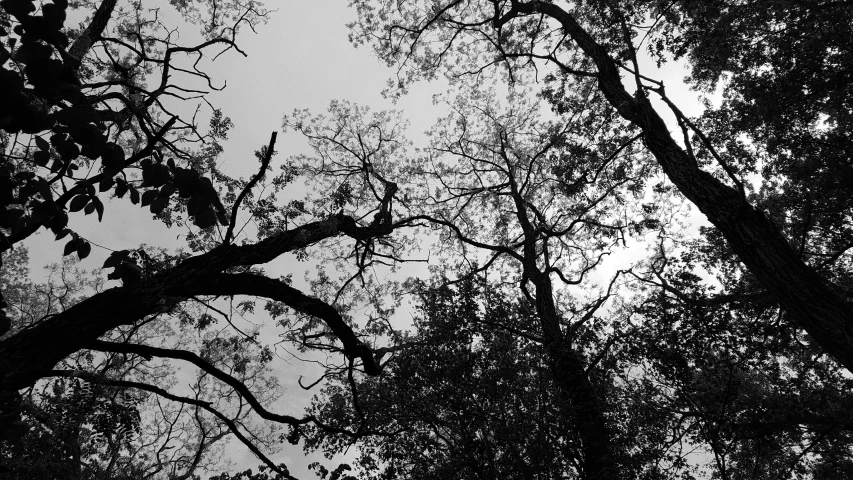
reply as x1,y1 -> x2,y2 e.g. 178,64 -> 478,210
341,0 -> 853,384
0,1 -> 405,477
0,251 -> 283,479
303,278 -> 577,479
661,0 -> 853,288
0,0 -> 266,262
2,0 -> 853,479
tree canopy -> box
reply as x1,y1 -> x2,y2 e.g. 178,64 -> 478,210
1,0 -> 852,479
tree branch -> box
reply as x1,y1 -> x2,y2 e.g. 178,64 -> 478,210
46,369 -> 296,479
224,132 -> 277,244
87,339 -> 308,425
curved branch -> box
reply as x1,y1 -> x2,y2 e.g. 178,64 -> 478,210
87,339 -> 307,425
0,208 -> 400,392
190,273 -> 382,375
45,369 -> 295,479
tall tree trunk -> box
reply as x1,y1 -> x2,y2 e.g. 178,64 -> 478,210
531,269 -> 618,480
510,1 -> 853,373
503,127 -> 619,478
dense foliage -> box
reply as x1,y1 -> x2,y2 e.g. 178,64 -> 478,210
1,0 -> 852,479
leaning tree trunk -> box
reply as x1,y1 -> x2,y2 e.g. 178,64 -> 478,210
508,1 -> 853,373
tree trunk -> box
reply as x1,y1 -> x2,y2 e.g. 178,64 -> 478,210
532,270 -> 618,480
68,0 -> 118,69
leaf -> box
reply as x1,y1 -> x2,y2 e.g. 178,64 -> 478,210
194,207 -> 216,228
120,261 -> 143,286
50,158 -> 64,174
50,133 -> 68,147
49,211 -> 68,233
2,0 -> 36,17
99,176 -> 114,192
129,187 -> 139,205
77,240 -> 91,260
63,238 -> 81,256
142,163 -> 171,187
55,228 -> 70,240
114,179 -> 128,199
56,140 -> 80,161
33,150 -> 50,167
150,196 -> 168,214
100,143 -> 125,172
68,194 -> 89,212
83,202 -> 95,215
34,136 -> 49,151
159,182 -> 177,198
103,250 -> 130,268
91,196 -> 104,221
141,189 -> 158,207
186,196 -> 204,216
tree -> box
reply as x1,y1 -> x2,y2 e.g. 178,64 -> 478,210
345,0 -> 853,373
283,86 -> 659,478
0,1 -> 406,475
4,0 -> 853,477
0,250 -> 285,479
0,0 -> 269,252
285,21 -> 853,475
305,278 -> 580,480
622,244 -> 853,479
304,262 -> 853,479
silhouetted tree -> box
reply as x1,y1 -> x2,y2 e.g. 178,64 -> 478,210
345,0 -> 853,373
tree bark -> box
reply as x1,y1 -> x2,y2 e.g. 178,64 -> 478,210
68,0 -> 119,69
511,1 -> 853,373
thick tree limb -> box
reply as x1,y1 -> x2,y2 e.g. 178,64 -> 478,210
186,273 -> 382,375
68,0 -> 119,69
0,209 -> 396,393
